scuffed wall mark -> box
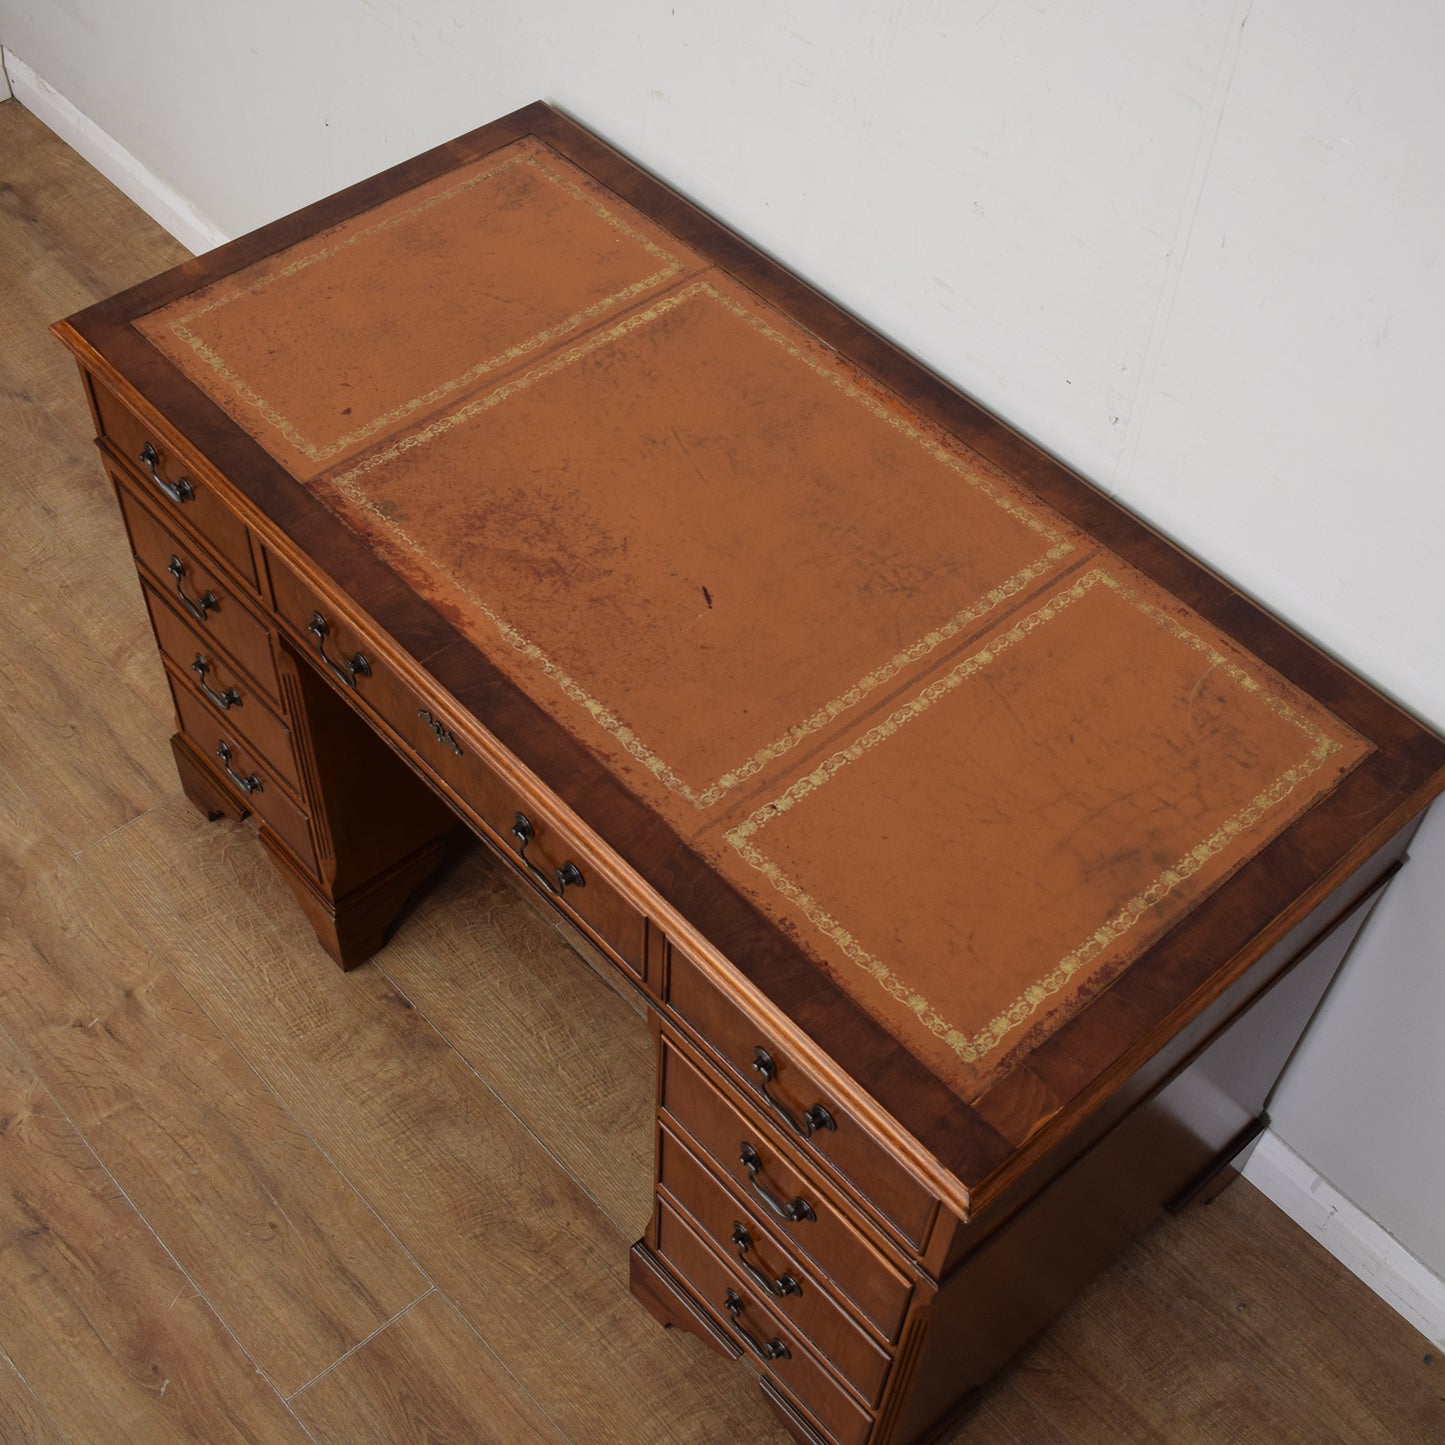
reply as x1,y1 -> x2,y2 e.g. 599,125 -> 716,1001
1110,0 -> 1256,495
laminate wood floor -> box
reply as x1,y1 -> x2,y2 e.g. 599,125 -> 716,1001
1,96 -> 1441,1443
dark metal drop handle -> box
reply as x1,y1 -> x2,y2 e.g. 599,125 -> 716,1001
730,1222 -> 801,1299
307,612 -> 371,689
722,1290 -> 789,1362
139,442 -> 195,505
738,1143 -> 815,1224
510,813 -> 585,897
216,741 -> 262,795
167,556 -> 217,623
192,655 -> 240,711
751,1048 -> 836,1140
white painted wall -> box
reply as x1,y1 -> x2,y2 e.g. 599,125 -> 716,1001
4,0 -> 1442,1278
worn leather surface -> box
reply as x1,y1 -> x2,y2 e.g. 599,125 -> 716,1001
136,136 -> 1370,1098
138,137 -> 701,480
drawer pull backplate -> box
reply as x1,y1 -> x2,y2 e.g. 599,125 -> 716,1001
192,654 -> 241,711
307,612 -> 371,689
730,1222 -> 801,1298
216,740 -> 262,796
739,1143 -> 815,1225
723,1289 -> 790,1362
752,1048 -> 836,1140
167,556 -> 217,623
510,812 -> 585,897
139,442 -> 195,505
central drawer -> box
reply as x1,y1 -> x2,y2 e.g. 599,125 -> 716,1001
265,549 -> 648,977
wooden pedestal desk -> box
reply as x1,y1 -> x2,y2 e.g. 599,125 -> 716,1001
55,103 -> 1444,1444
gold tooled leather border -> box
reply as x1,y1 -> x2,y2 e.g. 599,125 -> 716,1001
725,566 -> 1354,1070
140,140 -> 685,464
323,277 -> 1076,809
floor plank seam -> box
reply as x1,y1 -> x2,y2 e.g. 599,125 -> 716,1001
284,1285 -> 440,1403
0,1339 -> 76,1445
70,827 -> 444,1296
289,1283 -> 577,1445
421,1288 -> 578,1445
283,1281 -> 579,1444
373,955 -> 644,1244
69,788 -> 188,859
0,1014 -> 295,1413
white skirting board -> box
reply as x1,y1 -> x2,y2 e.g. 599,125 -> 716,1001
2,47 -> 230,254
7,43 -> 1444,1361
1242,1130 -> 1445,1350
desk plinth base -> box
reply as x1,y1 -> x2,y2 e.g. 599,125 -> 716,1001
171,727 -> 455,970
259,828 -> 453,969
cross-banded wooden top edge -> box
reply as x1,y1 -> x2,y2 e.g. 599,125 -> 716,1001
52,102 -> 1445,1217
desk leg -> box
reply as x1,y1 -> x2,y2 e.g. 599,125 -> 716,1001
258,824 -> 453,970
272,634 -> 459,969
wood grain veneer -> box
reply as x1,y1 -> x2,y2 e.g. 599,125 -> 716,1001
47,100 -> 1445,1442
56,102 -> 1445,1213
18,94 -> 1442,1444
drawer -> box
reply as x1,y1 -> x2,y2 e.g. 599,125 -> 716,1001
655,1195 -> 873,1445
168,679 -> 316,873
267,552 -> 647,976
155,619 -> 300,796
658,1123 -> 893,1404
668,946 -> 937,1250
116,479 -> 278,701
660,1035 -> 913,1342
95,386 -> 256,584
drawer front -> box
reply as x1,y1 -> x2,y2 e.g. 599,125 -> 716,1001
668,947 -> 937,1250
116,479 -> 278,700
155,617 -> 300,796
655,1196 -> 873,1445
169,680 -> 316,873
660,1036 -> 912,1342
268,554 -> 647,976
95,387 -> 256,584
658,1123 -> 892,1403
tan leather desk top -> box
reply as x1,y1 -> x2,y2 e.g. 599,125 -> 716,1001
135,134 -> 1371,1101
